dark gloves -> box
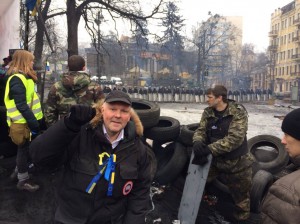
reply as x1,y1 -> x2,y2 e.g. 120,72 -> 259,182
64,105 -> 96,132
192,141 -> 211,166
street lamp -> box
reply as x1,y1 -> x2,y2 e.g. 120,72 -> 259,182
95,10 -> 104,79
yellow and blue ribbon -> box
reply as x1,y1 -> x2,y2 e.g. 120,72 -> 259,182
106,154 -> 116,196
85,153 -> 116,196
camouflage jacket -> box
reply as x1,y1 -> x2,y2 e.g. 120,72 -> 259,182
193,100 -> 248,158
44,71 -> 104,126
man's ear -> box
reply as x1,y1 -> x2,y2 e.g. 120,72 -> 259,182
82,65 -> 86,71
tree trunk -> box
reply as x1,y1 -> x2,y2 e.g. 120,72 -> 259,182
34,21 -> 45,71
67,0 -> 81,57
33,0 -> 51,70
33,1 -> 51,97
196,47 -> 201,84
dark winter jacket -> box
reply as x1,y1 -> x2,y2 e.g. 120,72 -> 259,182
29,114 -> 153,224
0,75 -> 9,141
261,156 -> 300,224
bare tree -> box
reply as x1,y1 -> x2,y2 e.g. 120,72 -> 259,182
66,0 -> 164,57
20,0 -> 66,71
191,13 -> 239,88
227,43 -> 269,90
229,44 -> 255,90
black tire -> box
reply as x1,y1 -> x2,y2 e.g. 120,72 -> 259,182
131,98 -> 160,129
154,142 -> 188,185
141,138 -> 157,180
178,123 -> 199,146
252,148 -> 278,162
248,135 -> 289,174
212,177 -> 230,194
250,170 -> 273,213
144,116 -> 180,142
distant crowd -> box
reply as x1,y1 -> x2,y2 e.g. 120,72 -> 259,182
101,85 -> 273,103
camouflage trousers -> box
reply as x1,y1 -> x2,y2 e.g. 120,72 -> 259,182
207,161 -> 253,221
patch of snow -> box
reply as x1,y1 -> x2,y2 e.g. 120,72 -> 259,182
159,102 -> 295,140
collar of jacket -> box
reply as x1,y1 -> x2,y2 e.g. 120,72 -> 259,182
61,71 -> 91,91
91,120 -> 137,145
206,101 -> 247,118
291,155 -> 300,167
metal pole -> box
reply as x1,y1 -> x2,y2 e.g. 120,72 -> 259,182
97,11 -> 100,78
95,11 -> 103,79
24,9 -> 30,50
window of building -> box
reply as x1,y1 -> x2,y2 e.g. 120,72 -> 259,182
285,19 -> 287,28
279,67 -> 281,76
284,35 -> 287,44
288,49 -> 290,58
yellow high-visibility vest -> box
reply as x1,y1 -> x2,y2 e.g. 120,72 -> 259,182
4,73 -> 43,126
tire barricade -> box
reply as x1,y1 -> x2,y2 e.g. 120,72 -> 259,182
132,98 -> 287,183
127,98 -> 290,217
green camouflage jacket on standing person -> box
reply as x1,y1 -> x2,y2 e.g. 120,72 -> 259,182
193,100 -> 249,158
44,71 -> 104,127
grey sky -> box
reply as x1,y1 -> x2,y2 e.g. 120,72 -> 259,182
75,0 -> 293,52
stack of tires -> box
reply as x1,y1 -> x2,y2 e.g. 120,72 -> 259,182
131,98 -> 187,185
132,98 -> 291,216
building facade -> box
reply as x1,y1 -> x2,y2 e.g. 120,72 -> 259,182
269,0 -> 300,100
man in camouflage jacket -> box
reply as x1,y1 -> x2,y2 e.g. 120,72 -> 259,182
193,85 -> 254,223
44,55 -> 104,127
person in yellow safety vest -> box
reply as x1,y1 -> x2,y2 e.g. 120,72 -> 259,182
4,50 -> 43,192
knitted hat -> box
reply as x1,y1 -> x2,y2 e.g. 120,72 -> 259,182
281,108 -> 300,140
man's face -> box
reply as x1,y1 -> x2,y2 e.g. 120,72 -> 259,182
101,102 -> 131,137
206,93 -> 221,108
281,133 -> 300,158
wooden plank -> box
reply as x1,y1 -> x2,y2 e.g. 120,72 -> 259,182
178,153 -> 212,224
